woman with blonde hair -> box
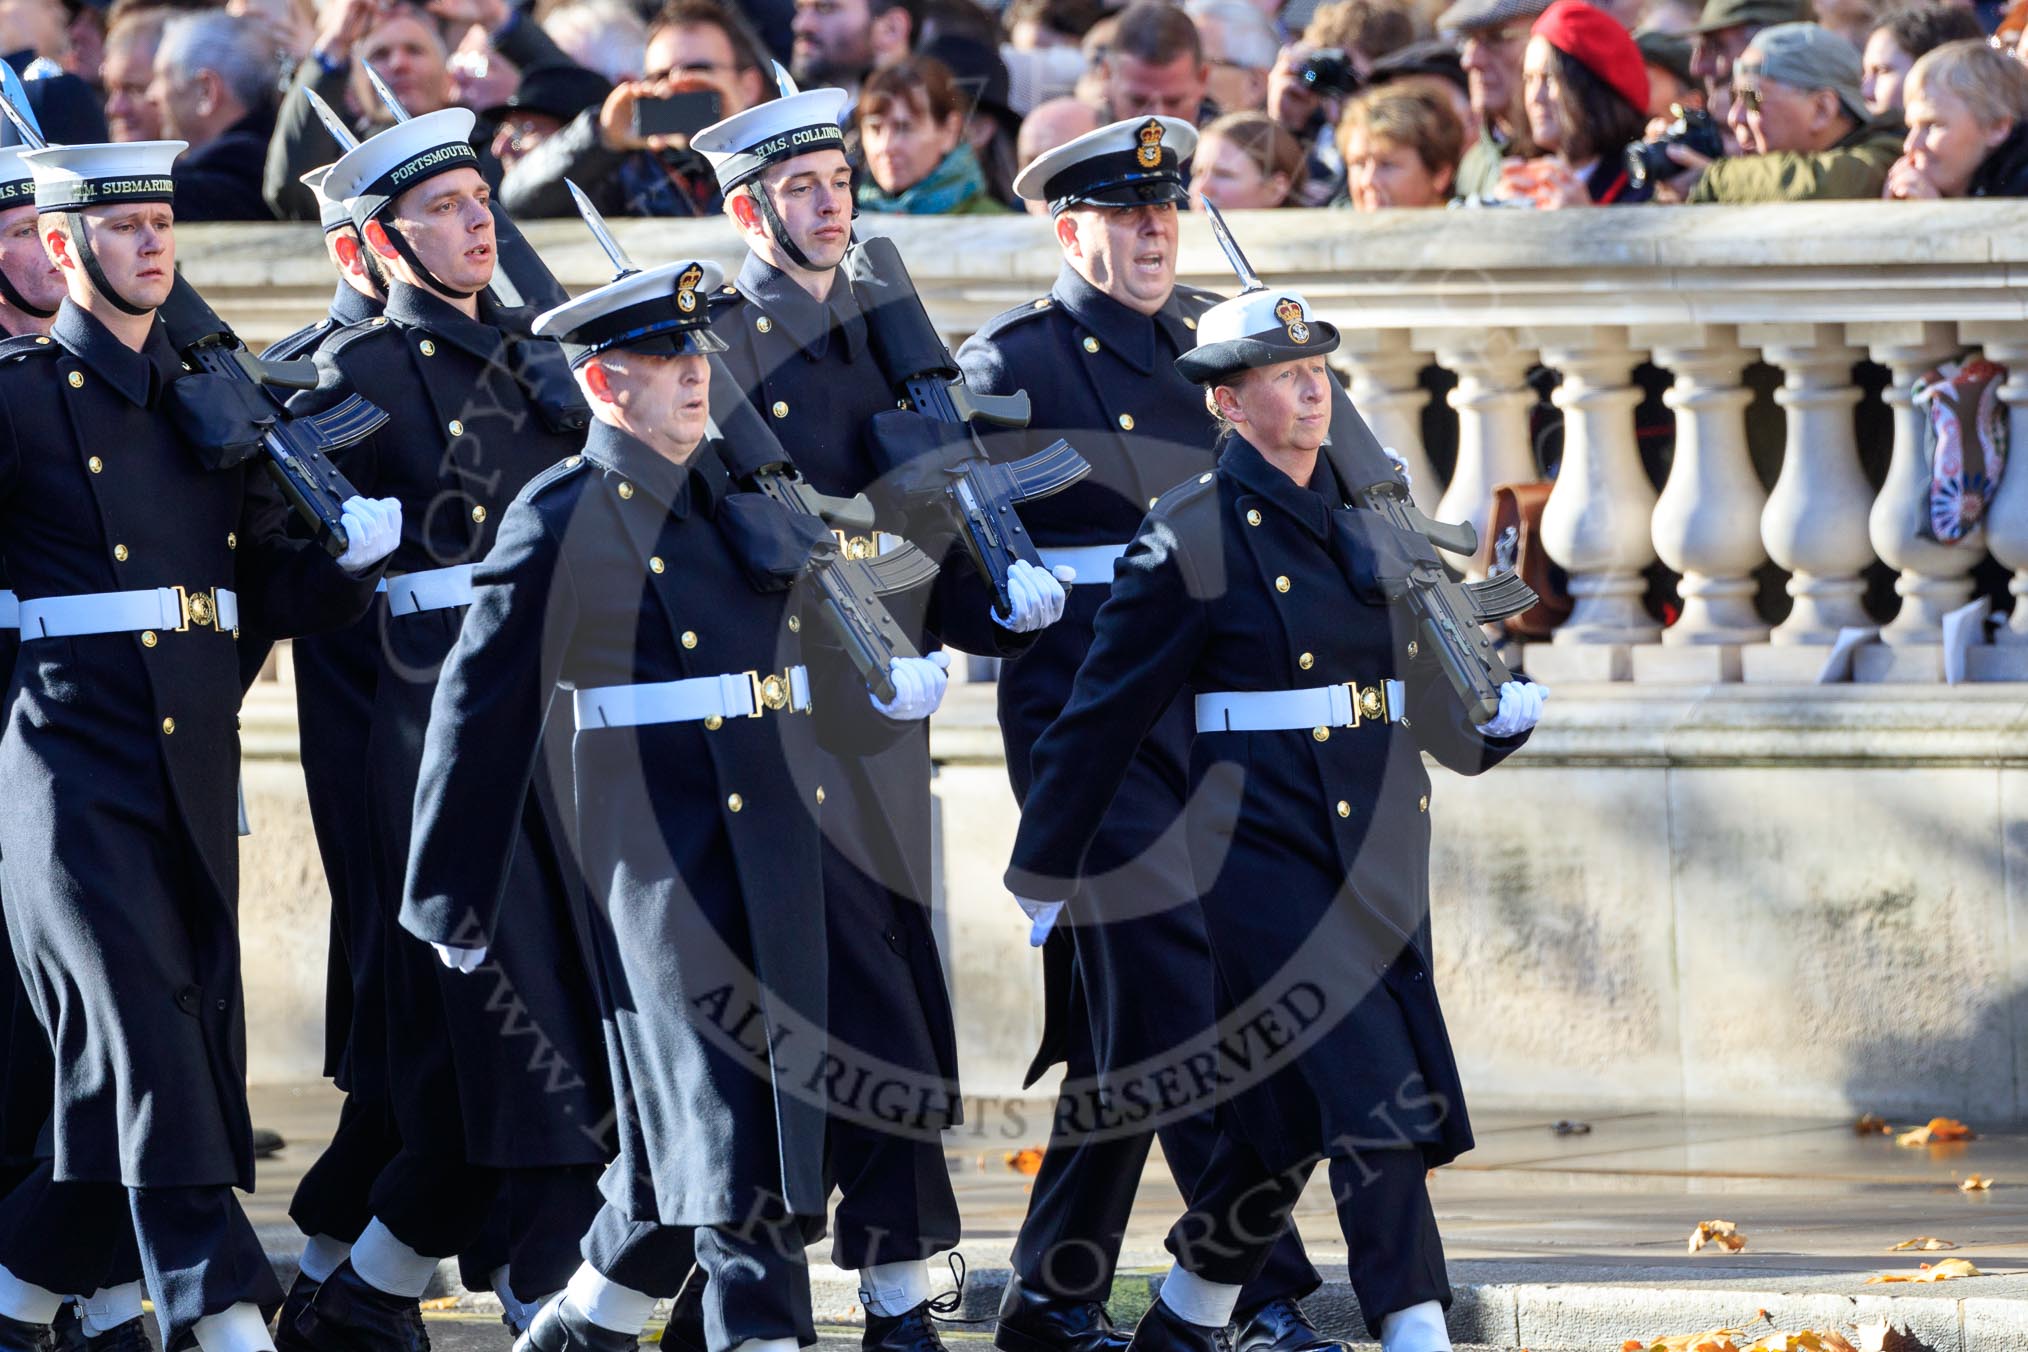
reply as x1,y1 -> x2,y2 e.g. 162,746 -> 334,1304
1885,38 -> 2028,197
1337,85 -> 1463,208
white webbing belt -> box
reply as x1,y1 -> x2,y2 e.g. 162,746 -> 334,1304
17,586 -> 240,639
1195,679 -> 1407,733
378,564 -> 476,615
0,590 -> 15,631
1038,543 -> 1129,579
574,666 -> 813,730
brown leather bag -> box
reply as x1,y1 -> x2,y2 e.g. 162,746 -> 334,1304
1481,482 -> 1572,641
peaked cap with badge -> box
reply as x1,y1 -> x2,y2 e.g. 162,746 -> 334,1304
1175,287 -> 1340,385
533,258 -> 727,365
1011,114 -> 1197,214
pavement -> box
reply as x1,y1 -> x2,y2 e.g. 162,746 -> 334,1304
245,1084 -> 2028,1352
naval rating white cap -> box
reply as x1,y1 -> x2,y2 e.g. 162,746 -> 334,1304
0,145 -> 34,209
691,88 -> 849,193
325,108 -> 480,230
21,139 -> 185,213
1175,288 -> 1340,385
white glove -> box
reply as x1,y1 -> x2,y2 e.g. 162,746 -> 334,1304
993,559 -> 1073,633
1474,680 -> 1548,738
871,650 -> 953,721
1016,896 -> 1064,947
1383,446 -> 1413,491
336,495 -> 402,575
432,942 -> 487,972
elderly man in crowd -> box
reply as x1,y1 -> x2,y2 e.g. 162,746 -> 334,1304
1439,0 -> 1549,197
100,2 -> 165,141
1688,0 -> 1807,147
1187,0 -> 1278,112
149,9 -> 279,221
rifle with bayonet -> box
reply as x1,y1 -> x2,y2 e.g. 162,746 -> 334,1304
1200,199 -> 1537,725
0,69 -> 380,557
561,182 -> 936,703
840,233 -> 1091,614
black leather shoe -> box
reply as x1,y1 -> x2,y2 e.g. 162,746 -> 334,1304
293,1261 -> 429,1352
1232,1301 -> 1344,1352
273,1273 -> 322,1352
993,1276 -> 1129,1352
0,1310 -> 52,1352
50,1310 -> 146,1352
1123,1299 -> 1231,1352
864,1301 -> 948,1352
655,1268 -> 707,1352
253,1128 -> 287,1158
513,1295 -> 638,1352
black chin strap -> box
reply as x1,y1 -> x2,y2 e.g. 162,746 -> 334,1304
0,266 -> 55,321
747,181 -> 830,276
374,210 -> 478,302
66,212 -> 150,317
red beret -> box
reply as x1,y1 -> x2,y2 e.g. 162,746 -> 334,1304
1530,0 -> 1648,118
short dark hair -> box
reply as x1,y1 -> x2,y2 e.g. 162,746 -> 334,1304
1002,0 -> 1106,42
1110,0 -> 1202,66
1540,42 -> 1643,164
867,0 -> 922,40
649,0 -> 768,72
1873,1 -> 1984,60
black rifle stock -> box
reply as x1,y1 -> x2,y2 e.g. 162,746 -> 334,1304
1322,377 -> 1535,726
157,276 -> 384,558
705,353 -> 934,703
842,234 -> 1091,613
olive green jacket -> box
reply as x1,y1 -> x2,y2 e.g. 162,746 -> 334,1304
1688,117 -> 1906,204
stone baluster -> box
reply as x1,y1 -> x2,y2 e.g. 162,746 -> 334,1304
1534,327 -> 1658,678
1423,328 -> 1538,577
1748,326 -> 1874,656
1853,322 -> 1974,654
1962,324 -> 2028,677
1642,325 -> 1765,681
1334,330 -> 1437,516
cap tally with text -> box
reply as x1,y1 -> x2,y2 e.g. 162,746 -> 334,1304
533,259 -> 730,366
21,139 -> 185,214
325,108 -> 481,232
0,145 -> 33,210
1011,115 -> 1196,214
1175,288 -> 1340,385
691,88 -> 850,193
300,164 -> 352,234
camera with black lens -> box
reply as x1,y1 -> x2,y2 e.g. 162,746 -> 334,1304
1624,103 -> 1724,189
1296,47 -> 1362,99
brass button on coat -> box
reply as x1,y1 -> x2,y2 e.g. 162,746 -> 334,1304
704,715 -> 723,730
787,616 -> 801,633
113,544 -> 129,562
1082,337 -> 1099,353
226,532 -> 237,550
1117,413 -> 1135,430
1313,727 -> 1329,742
66,371 -> 82,388
1274,575 -> 1290,593
771,400 -> 789,419
649,556 -> 665,573
447,419 -> 464,436
1336,800 -> 1350,817
756,317 -> 773,333
162,717 -> 176,735
1246,509 -> 1261,526
1419,795 -> 1430,812
815,787 -> 826,804
681,630 -> 697,648
87,456 -> 103,474
1184,316 -> 1198,330
141,631 -> 157,647
618,482 -> 635,499
1299,652 -> 1314,669
470,504 -> 487,523
727,793 -> 743,812
419,339 -> 436,356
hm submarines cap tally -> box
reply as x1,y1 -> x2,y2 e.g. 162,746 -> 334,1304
1174,288 -> 1340,385
1011,114 -> 1196,214
691,88 -> 850,193
325,108 -> 481,231
533,259 -> 729,366
21,139 -> 185,213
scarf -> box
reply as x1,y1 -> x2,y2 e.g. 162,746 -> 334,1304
856,142 -> 989,215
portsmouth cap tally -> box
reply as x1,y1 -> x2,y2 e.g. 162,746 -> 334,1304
1174,288 -> 1340,385
300,164 -> 353,234
325,108 -> 481,231
533,259 -> 730,366
1012,114 -> 1196,213
20,139 -> 185,213
0,145 -> 33,210
691,88 -> 850,194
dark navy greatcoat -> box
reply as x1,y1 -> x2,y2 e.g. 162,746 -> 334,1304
289,279 -> 609,1168
404,425 -> 900,1225
710,252 -> 1024,1145
262,281 -> 385,1085
957,264 -> 1222,1085
0,301 -> 378,1189
1008,434 -> 1528,1172
0,551 -> 48,1185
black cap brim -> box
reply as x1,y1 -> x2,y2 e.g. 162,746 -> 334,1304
567,326 -> 729,366
1057,179 -> 1190,212
1175,323 -> 1342,385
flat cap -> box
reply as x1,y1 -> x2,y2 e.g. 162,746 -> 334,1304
1737,21 -> 1864,121
1691,0 -> 1810,35
1435,0 -> 1551,36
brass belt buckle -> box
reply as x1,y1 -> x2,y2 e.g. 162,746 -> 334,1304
831,530 -> 876,560
1345,681 -> 1387,727
743,669 -> 793,717
173,586 -> 218,633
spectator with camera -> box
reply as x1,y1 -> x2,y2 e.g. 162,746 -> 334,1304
1860,1 -> 1981,119
1439,0 -> 1550,197
1264,0 -> 1413,202
1884,38 -> 2028,197
854,53 -> 1012,212
1496,0 -> 1652,204
499,0 -> 768,218
1669,22 -> 1906,201
1189,107 -> 1303,204
1338,82 -> 1462,206
1689,0 -> 1806,152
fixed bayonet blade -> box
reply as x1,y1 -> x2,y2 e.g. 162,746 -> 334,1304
566,180 -> 639,279
302,86 -> 360,150
0,65 -> 46,149
1200,198 -> 1265,294
361,61 -> 412,122
770,59 -> 797,97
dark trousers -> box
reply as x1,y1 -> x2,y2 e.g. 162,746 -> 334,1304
0,1161 -> 280,1346
1165,1136 -> 1448,1340
290,1091 -> 399,1247
821,1117 -> 959,1272
583,1202 -> 814,1352
457,1167 -> 605,1301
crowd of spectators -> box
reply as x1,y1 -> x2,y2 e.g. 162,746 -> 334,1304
2,0 -> 2026,220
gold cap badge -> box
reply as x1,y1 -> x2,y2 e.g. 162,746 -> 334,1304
677,262 -> 703,313
1275,296 -> 1310,344
1136,118 -> 1165,169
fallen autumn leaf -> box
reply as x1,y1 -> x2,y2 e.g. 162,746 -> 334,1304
1688,1220 -> 1747,1254
1884,1237 -> 1956,1251
1896,1117 -> 1976,1147
1960,1174 -> 1994,1192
